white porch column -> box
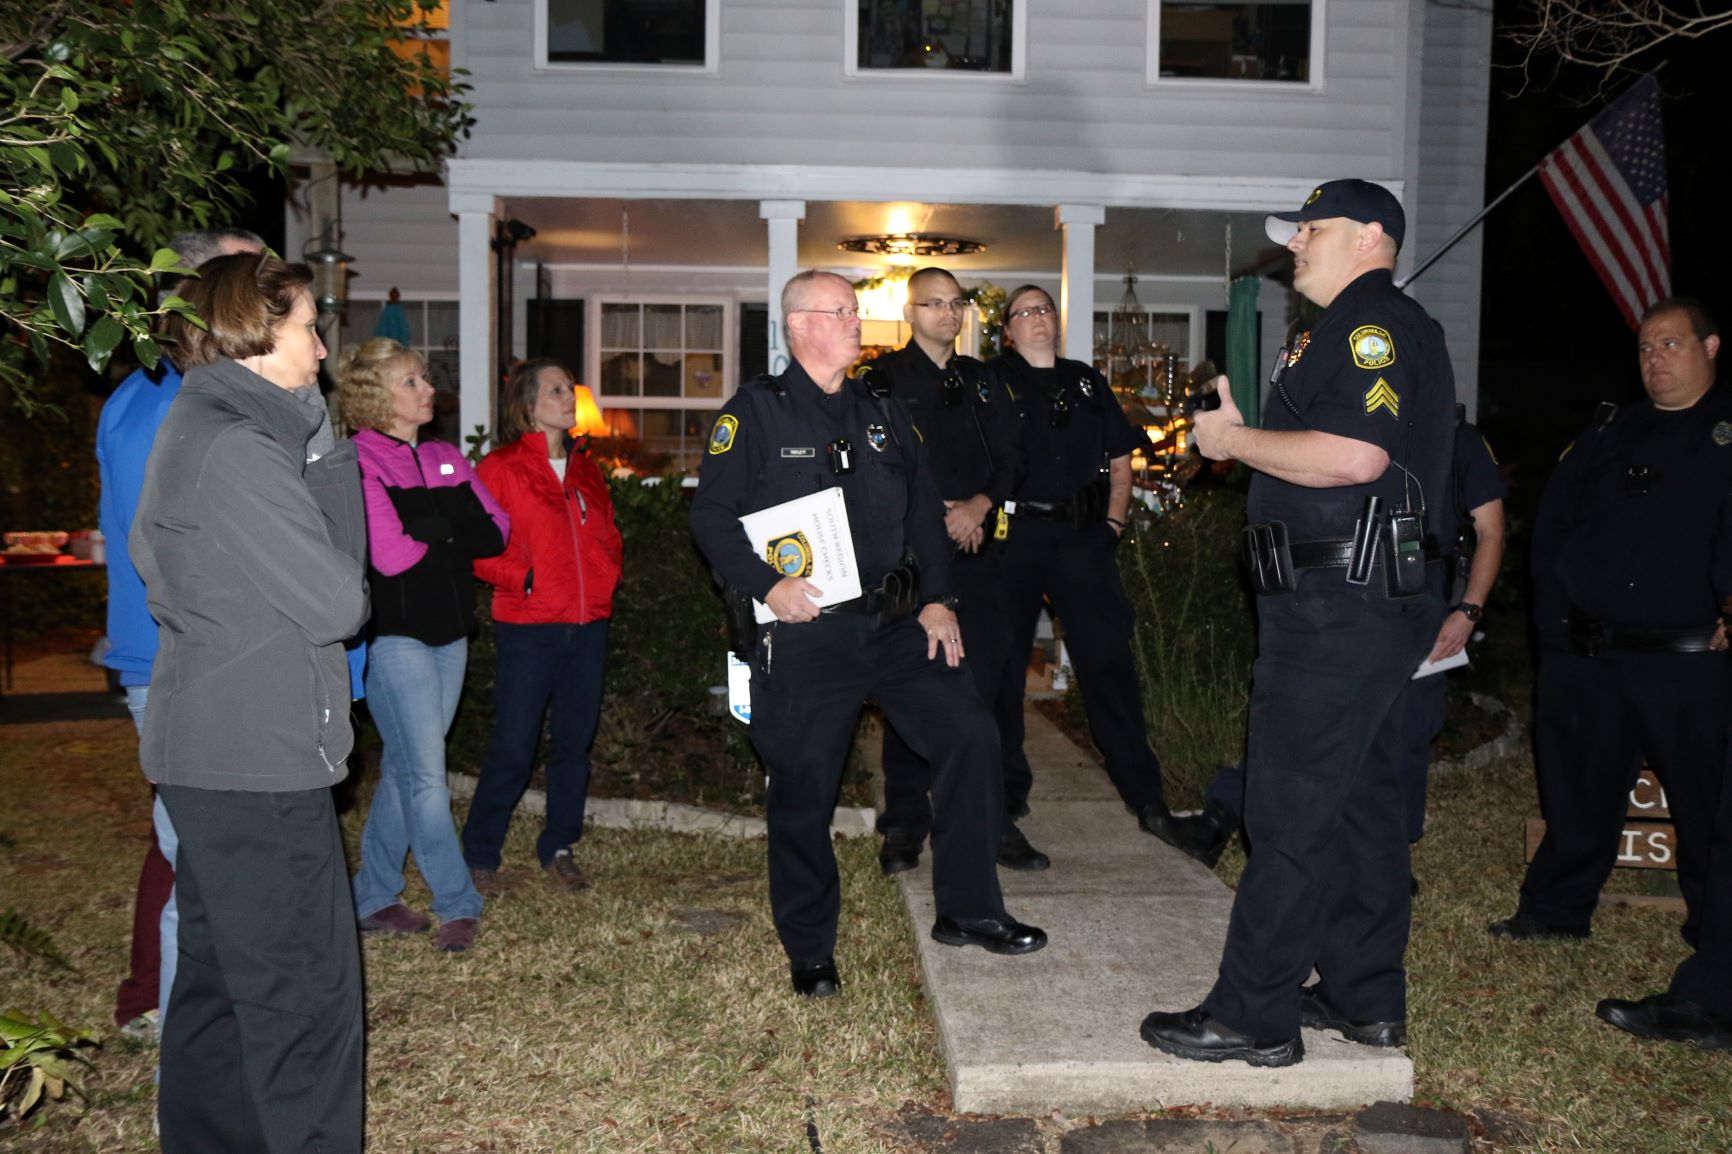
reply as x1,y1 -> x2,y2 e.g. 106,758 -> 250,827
760,200 -> 806,377
454,194 -> 499,448
1054,204 -> 1105,362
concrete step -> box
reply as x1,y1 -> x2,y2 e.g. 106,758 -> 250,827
894,707 -> 1413,1115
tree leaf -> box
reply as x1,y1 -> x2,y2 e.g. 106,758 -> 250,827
134,336 -> 162,371
47,273 -> 86,337
148,248 -> 190,275
84,315 -> 125,372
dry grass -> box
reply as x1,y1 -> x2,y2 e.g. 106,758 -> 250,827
4,714 -> 1730,1153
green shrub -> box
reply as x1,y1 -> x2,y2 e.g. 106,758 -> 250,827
1118,483 -> 1257,806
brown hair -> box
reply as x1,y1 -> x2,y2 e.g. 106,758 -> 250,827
1641,295 -> 1719,341
168,253 -> 314,368
337,338 -> 424,434
497,356 -> 573,445
1003,283 -> 1053,321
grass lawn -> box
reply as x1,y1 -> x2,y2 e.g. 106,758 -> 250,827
3,711 -> 1728,1152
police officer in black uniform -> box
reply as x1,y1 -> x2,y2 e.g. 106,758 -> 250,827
1491,297 -> 1732,967
989,284 -> 1185,847
865,267 -> 1041,875
1142,180 -> 1453,1066
690,270 -> 1045,998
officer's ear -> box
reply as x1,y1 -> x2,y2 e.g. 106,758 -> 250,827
1704,333 -> 1721,364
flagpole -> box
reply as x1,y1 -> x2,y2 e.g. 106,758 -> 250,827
1394,166 -> 1539,290
1395,66 -> 1666,292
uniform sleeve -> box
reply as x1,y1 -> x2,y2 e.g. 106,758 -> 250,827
889,397 -> 954,602
1712,479 -> 1732,608
1459,428 -> 1509,511
980,361 -> 1025,505
1530,424 -> 1598,639
203,424 -> 368,646
1302,311 -> 1416,455
689,396 -> 783,602
472,452 -> 532,594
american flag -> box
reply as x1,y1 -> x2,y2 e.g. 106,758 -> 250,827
1537,73 -> 1670,330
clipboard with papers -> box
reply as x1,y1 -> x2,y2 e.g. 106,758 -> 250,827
738,487 -> 862,624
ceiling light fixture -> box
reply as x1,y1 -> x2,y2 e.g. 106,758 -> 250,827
837,233 -> 987,257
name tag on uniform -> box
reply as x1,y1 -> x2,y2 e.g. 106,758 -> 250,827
780,447 -> 815,459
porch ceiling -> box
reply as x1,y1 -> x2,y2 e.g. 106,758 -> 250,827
503,197 -> 1287,279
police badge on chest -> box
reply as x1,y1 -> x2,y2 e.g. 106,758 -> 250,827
866,423 -> 889,452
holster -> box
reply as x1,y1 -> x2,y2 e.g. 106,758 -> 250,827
723,586 -> 760,660
1072,479 -> 1109,529
1243,521 -> 1297,595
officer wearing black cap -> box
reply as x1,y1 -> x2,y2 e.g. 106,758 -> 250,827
690,270 -> 1045,999
864,267 -> 1038,876
1490,297 -> 1732,983
1141,179 -> 1454,1066
988,283 -> 1187,851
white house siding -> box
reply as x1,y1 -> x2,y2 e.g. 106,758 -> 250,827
459,0 -> 1412,182
1405,0 -> 1492,412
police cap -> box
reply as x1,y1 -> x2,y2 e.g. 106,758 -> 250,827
1265,179 -> 1406,253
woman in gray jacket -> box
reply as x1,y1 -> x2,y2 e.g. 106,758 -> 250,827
132,253 -> 369,1154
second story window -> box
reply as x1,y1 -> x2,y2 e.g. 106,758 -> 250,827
541,0 -> 717,69
1151,1 -> 1319,85
849,0 -> 1024,79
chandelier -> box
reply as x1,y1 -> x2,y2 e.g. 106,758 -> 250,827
837,233 -> 987,257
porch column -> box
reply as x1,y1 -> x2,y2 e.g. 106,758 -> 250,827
1054,204 -> 1105,362
453,193 -> 499,448
760,200 -> 806,377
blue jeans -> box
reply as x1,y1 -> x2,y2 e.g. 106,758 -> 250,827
462,620 -> 609,870
128,685 -> 180,1033
353,636 -> 482,922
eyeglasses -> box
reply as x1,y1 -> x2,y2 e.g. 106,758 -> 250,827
791,306 -> 862,321
914,298 -> 969,313
1008,304 -> 1055,321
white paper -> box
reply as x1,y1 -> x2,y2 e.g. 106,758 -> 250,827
738,487 -> 861,624
726,652 -> 752,725
1411,648 -> 1469,680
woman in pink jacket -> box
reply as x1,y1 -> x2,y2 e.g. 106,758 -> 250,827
463,358 -> 623,895
340,339 -> 509,953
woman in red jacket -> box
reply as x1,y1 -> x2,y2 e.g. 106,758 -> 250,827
463,358 -> 623,894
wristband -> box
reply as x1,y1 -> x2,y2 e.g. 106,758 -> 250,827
1105,517 -> 1127,531
1456,601 -> 1483,622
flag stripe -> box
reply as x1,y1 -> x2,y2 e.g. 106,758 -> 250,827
1573,133 -> 1668,296
1549,140 -> 1658,308
1539,158 -> 1645,328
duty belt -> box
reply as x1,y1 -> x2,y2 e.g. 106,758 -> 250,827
1567,610 -> 1719,656
821,588 -> 909,617
1014,499 -> 1071,520
1289,537 -> 1439,570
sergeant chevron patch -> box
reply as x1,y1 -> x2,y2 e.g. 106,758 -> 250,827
1364,378 -> 1400,418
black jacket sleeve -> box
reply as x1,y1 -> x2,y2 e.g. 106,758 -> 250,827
689,393 -> 783,602
979,360 -> 1025,507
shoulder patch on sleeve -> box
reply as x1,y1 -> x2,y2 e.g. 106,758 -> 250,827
1349,325 -> 1395,370
708,414 -> 738,455
1364,377 -> 1400,418
1481,435 -> 1500,465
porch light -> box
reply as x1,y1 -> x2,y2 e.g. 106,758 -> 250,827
302,221 -> 354,319
837,233 -> 986,258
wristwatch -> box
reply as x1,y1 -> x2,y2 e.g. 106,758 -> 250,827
1456,601 -> 1483,622
925,594 -> 961,610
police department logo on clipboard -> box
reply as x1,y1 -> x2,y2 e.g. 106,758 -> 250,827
766,532 -> 813,578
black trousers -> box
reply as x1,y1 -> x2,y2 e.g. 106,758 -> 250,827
1201,576 -> 1436,1039
994,517 -> 1164,816
1670,739 -> 1732,1016
157,785 -> 364,1154
749,612 -> 1005,963
878,547 -> 1009,839
1518,647 -> 1732,940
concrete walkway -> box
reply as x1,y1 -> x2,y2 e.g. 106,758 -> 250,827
887,707 -> 1413,1116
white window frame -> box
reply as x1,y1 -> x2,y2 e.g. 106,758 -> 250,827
534,0 -> 721,75
844,0 -> 1027,83
1145,0 -> 1325,93
585,294 -> 739,412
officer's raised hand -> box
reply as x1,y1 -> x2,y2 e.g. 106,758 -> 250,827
766,575 -> 824,623
1190,374 -> 1244,461
918,602 -> 965,667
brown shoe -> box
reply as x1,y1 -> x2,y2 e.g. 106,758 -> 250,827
468,867 -> 504,898
543,848 -> 589,892
434,917 -> 478,953
358,903 -> 431,936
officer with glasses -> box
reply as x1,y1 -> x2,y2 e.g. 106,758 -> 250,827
989,284 -> 1190,856
691,270 -> 1046,999
858,267 -> 1037,877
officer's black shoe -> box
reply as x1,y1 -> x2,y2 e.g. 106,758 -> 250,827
1299,986 -> 1407,1048
997,822 -> 1051,871
1138,801 -> 1229,868
878,827 -> 924,877
1139,1007 -> 1303,1068
1170,799 -> 1239,868
1595,992 -> 1732,1050
931,914 -> 1047,956
1487,915 -> 1590,941
789,957 -> 841,998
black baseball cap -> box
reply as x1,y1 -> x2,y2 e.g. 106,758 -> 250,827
1265,179 -> 1405,253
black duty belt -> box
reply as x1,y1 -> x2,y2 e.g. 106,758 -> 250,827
1014,499 -> 1070,520
1289,537 -> 1440,570
821,589 -> 906,616
1568,610 -> 1719,656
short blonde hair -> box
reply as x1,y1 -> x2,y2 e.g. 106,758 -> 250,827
168,253 -> 313,368
337,338 -> 424,433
